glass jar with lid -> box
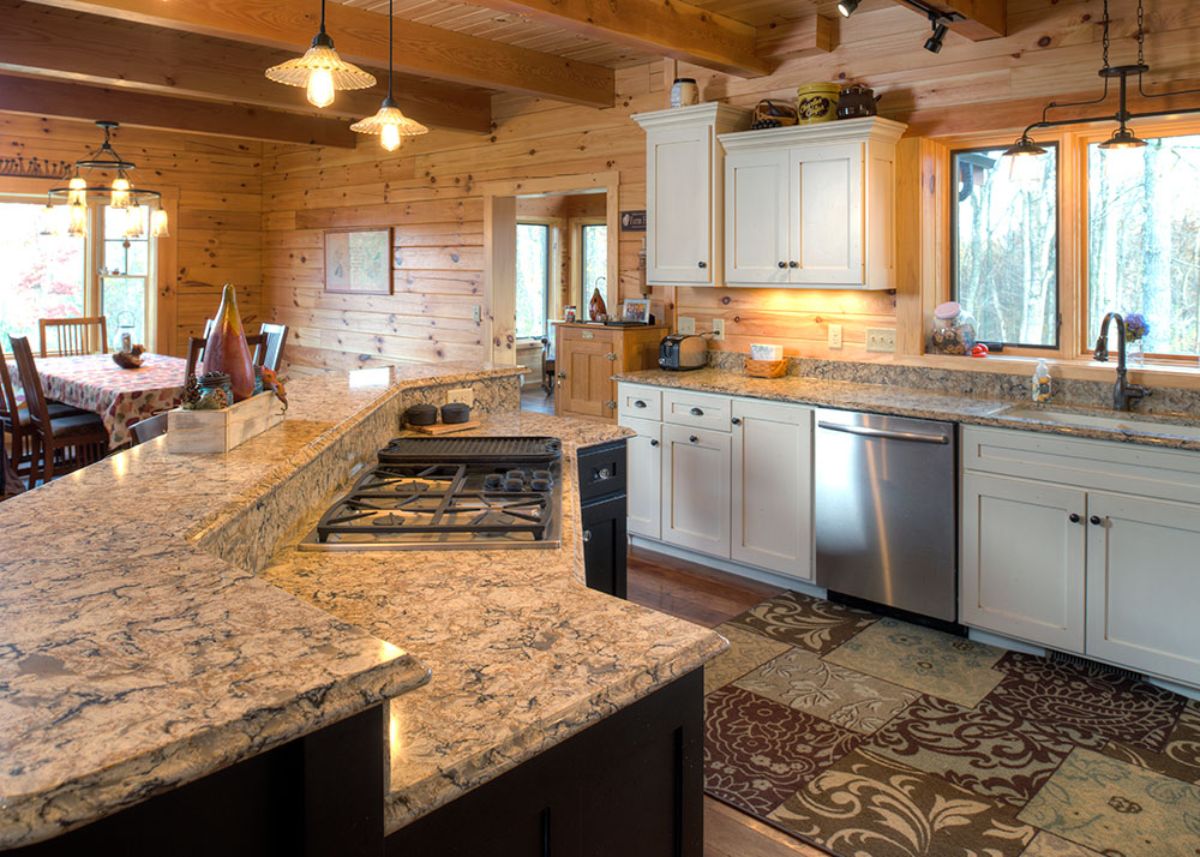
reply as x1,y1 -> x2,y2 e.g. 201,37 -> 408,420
929,301 -> 977,355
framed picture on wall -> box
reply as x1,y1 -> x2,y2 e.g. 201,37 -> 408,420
324,227 -> 393,295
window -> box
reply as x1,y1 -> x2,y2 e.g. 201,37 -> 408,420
952,146 -> 1059,349
0,200 -> 87,346
100,205 -> 152,347
1087,134 -> 1200,358
515,222 -> 550,339
580,223 -> 608,302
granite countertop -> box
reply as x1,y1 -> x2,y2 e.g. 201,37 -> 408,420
262,411 -> 726,835
615,368 -> 1200,452
0,362 -> 525,849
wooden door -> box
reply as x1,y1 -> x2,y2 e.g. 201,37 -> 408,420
647,124 -> 713,285
1085,491 -> 1200,685
619,415 -> 662,540
724,148 -> 790,285
557,329 -> 616,421
661,424 -> 731,558
960,472 -> 1087,653
788,142 -> 864,286
731,399 -> 813,579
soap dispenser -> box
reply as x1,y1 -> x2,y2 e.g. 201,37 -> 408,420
1032,359 -> 1052,404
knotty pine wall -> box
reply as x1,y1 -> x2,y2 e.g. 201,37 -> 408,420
0,113 -> 262,356
257,0 -> 1198,369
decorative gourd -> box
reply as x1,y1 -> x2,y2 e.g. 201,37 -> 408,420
588,287 -> 608,321
201,283 -> 255,403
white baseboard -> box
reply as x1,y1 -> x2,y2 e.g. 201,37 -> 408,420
629,536 -> 827,600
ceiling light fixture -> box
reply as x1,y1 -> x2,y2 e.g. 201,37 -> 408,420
1004,0 -> 1200,158
924,13 -> 949,53
837,0 -> 860,18
350,0 -> 428,152
265,0 -> 376,108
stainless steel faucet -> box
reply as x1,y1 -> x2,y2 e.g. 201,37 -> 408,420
1093,312 -> 1150,411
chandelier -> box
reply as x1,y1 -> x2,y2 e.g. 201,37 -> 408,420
1005,0 -> 1200,157
43,121 -> 168,240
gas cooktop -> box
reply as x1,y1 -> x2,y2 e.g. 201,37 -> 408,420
299,437 -> 563,551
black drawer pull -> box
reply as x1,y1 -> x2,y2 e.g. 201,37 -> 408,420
698,261 -> 707,269
582,530 -> 592,543
789,261 -> 798,268
1090,515 -> 1103,526
777,261 -> 786,269
689,435 -> 699,443
592,467 -> 612,481
649,439 -> 659,447
1069,513 -> 1081,523
634,399 -> 646,408
690,407 -> 704,416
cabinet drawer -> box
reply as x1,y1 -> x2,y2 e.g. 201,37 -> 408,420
577,440 -> 627,503
617,384 -> 662,421
662,390 -> 731,432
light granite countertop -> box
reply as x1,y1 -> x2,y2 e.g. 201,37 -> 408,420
0,362 -> 527,848
262,411 -> 726,835
615,368 -> 1200,452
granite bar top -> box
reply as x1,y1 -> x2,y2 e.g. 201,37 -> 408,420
615,368 -> 1200,452
0,361 -> 525,849
261,411 -> 727,835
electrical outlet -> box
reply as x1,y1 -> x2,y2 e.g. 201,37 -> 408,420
827,323 -> 843,350
472,305 -> 482,324
446,387 -> 474,408
867,328 -> 897,353
677,316 -> 696,335
711,318 -> 725,341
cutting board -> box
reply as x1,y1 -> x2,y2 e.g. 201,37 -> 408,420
405,420 -> 481,435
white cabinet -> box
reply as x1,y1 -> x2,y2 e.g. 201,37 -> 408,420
961,472 -> 1087,653
731,399 -> 813,580
633,104 -> 748,287
720,118 -> 905,290
661,424 -> 731,557
1086,491 -> 1200,687
619,415 -> 662,540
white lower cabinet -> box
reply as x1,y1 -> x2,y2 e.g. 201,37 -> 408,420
1085,491 -> 1200,686
619,415 -> 662,540
731,399 -> 813,580
960,472 -> 1086,653
661,424 -> 731,557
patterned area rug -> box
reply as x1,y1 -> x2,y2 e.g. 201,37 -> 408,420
705,591 -> 1200,857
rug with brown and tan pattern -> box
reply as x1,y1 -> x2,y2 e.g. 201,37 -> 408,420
705,591 -> 1200,857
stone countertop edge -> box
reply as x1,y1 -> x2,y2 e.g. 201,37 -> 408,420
0,363 -> 521,850
614,368 -> 1200,452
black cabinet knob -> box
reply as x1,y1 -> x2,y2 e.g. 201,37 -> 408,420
634,399 -> 646,408
777,261 -> 786,269
789,261 -> 799,268
697,261 -> 707,269
1069,513 -> 1081,523
690,407 -> 704,416
731,417 -> 742,425
649,439 -> 659,447
689,435 -> 699,443
1090,515 -> 1103,526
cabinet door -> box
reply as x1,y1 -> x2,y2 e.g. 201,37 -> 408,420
647,124 -> 713,285
960,472 -> 1087,653
731,399 -> 813,579
788,143 -> 864,286
661,424 -> 731,558
1086,492 -> 1200,685
724,148 -> 789,285
582,494 -> 628,599
618,416 -> 662,540
558,334 -> 616,421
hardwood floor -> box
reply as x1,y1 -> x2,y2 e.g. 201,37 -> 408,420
520,387 -> 555,414
625,545 -> 829,857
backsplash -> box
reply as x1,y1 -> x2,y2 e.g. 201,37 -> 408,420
707,352 -> 1200,416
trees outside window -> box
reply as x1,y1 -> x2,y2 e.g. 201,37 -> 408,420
0,201 -> 86,347
515,222 -> 550,340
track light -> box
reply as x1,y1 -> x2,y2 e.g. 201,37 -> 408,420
837,0 -> 860,17
924,14 -> 949,53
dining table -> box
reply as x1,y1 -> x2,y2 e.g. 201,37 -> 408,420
9,353 -> 187,449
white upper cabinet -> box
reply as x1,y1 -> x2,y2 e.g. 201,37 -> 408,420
634,104 -> 748,287
720,117 -> 905,290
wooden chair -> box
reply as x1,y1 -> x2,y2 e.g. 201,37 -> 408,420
130,412 -> 168,445
0,351 -> 83,483
185,336 -> 207,380
10,337 -> 109,488
39,316 -> 108,357
254,323 -> 289,373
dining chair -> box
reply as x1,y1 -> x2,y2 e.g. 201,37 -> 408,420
130,412 -> 168,445
254,323 -> 289,373
10,337 -> 109,488
39,317 -> 108,357
0,350 -> 85,483
185,336 -> 207,380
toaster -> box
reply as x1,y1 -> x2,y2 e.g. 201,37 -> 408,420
658,334 -> 708,371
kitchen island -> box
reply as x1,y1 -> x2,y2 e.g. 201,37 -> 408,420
0,362 -> 723,855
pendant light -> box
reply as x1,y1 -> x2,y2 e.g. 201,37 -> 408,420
350,0 -> 428,151
266,0 -> 376,108
1004,0 -> 1200,158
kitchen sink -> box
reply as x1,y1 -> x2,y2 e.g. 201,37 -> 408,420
1002,405 -> 1200,440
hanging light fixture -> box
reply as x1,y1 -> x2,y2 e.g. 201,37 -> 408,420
265,0 -> 376,108
43,120 -> 167,239
350,0 -> 428,151
151,208 -> 170,239
837,0 -> 859,18
1004,0 -> 1200,158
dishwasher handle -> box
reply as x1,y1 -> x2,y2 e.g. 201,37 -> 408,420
817,420 -> 950,445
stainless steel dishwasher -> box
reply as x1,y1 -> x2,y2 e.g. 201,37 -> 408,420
814,408 -> 957,622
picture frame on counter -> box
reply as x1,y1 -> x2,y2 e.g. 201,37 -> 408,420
324,227 -> 393,295
563,305 -> 578,323
620,298 -> 651,324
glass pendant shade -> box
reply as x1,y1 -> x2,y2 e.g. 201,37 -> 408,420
67,202 -> 87,238
266,44 -> 376,108
67,175 -> 87,206
125,204 -> 145,239
350,102 -> 429,152
152,207 -> 170,238
110,176 -> 131,209
39,204 -> 60,237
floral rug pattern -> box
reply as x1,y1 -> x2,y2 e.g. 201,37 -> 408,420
704,591 -> 1200,857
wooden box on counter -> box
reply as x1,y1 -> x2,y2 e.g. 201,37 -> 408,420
554,323 -> 666,422
166,392 -> 284,454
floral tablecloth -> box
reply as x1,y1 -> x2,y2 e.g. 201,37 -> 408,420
8,353 -> 186,449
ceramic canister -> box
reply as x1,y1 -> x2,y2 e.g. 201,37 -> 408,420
670,78 -> 699,108
795,82 -> 840,125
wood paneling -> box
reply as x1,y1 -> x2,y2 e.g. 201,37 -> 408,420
0,113 -> 262,356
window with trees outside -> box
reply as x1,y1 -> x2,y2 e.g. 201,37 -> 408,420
515,222 -> 550,340
580,223 -> 608,305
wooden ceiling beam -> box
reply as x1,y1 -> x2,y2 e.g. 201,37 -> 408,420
22,0 -> 615,107
0,74 -> 360,147
460,0 -> 798,77
0,1 -> 491,134
889,0 -> 1007,41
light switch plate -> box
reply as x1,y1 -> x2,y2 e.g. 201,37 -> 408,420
867,328 -> 897,353
472,305 -> 482,323
711,318 -> 725,341
827,323 -> 843,349
677,316 -> 696,335
446,387 -> 474,407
